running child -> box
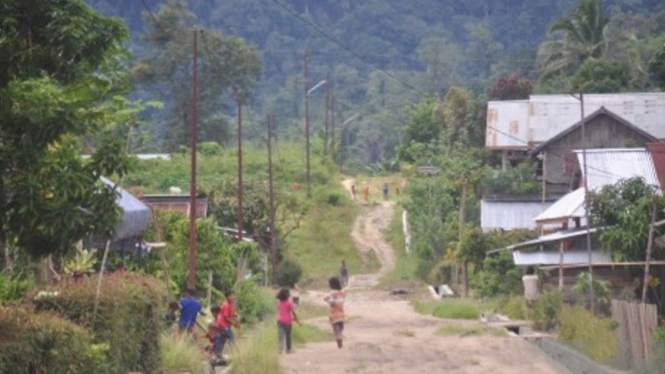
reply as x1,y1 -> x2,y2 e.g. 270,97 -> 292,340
324,276 -> 346,348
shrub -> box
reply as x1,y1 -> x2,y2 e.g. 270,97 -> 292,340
234,281 -> 276,326
161,332 -> 207,374
499,295 -> 529,320
532,290 -> 562,331
275,259 -> 303,288
0,273 -> 29,304
472,252 -> 524,297
559,306 -> 618,362
0,307 -> 107,374
33,272 -> 167,374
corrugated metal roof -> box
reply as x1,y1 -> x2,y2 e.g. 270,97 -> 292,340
534,188 -> 586,224
487,93 -> 665,149
513,250 -> 611,266
101,178 -> 151,241
575,148 -> 660,191
488,227 -> 597,253
481,200 -> 551,231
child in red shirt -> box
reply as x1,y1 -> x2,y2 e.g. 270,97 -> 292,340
276,288 -> 300,354
216,291 -> 237,358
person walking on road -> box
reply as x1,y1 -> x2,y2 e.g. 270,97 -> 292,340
339,260 -> 349,288
363,186 -> 369,203
351,185 -> 357,200
324,276 -> 346,349
276,288 -> 300,354
382,183 -> 389,200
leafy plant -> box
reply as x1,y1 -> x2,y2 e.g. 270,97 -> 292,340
532,290 -> 563,332
0,273 -> 29,304
559,306 -> 618,362
64,245 -> 98,278
275,259 -> 303,288
573,272 -> 611,310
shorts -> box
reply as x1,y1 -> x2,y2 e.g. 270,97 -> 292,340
332,322 -> 344,340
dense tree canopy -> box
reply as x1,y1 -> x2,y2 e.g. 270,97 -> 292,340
0,0 -> 136,257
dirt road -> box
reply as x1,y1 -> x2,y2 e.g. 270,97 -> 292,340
281,180 -> 564,374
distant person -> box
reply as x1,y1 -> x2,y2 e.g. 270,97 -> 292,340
339,260 -> 349,288
178,288 -> 203,334
395,187 -> 400,196
383,183 -> 389,200
351,185 -> 357,200
292,283 -> 301,305
205,306 -> 221,357
363,186 -> 369,203
216,291 -> 238,358
522,266 -> 540,306
324,276 -> 346,349
276,288 -> 300,354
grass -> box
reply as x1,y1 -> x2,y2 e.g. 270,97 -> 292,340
559,306 -> 618,363
293,323 -> 332,347
437,325 -> 507,337
380,201 -> 421,290
296,301 -> 329,320
231,323 -> 283,374
160,332 -> 208,374
412,299 -> 481,320
287,180 -> 380,282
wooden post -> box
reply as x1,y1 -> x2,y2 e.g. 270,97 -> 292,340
642,198 -> 658,303
559,241 -> 564,291
541,151 -> 547,204
459,185 -> 468,297
207,271 -> 213,307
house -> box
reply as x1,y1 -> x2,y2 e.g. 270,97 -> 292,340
141,194 -> 209,218
496,147 -> 665,291
532,108 -> 657,195
481,93 -> 665,231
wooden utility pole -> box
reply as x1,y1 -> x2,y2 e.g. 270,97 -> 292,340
304,50 -> 311,197
324,72 -> 330,156
578,92 -> 595,312
330,91 -> 336,164
642,198 -> 658,303
187,29 -> 199,290
267,115 -> 277,284
237,98 -> 244,241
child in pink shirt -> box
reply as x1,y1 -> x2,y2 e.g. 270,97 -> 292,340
276,288 -> 299,354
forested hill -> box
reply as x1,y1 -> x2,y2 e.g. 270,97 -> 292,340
84,0 -> 665,168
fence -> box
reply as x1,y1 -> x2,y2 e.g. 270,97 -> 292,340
611,299 -> 658,369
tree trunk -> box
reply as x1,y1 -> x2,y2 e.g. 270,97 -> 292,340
642,199 -> 658,303
459,185 -> 468,297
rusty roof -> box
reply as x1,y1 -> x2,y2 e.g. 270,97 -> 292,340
647,143 -> 665,190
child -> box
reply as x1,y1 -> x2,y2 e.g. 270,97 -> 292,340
205,306 -> 221,356
324,276 -> 346,348
276,288 -> 299,354
178,288 -> 203,335
216,291 -> 237,358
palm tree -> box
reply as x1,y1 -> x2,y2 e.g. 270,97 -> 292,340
537,0 -> 610,81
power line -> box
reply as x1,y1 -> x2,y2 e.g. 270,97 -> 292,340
139,0 -> 159,25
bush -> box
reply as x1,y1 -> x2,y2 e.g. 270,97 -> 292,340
0,307 -> 107,374
231,323 -> 282,374
532,290 -> 562,331
559,306 -> 618,362
33,272 -> 167,374
498,295 -> 529,320
472,252 -> 524,297
275,259 -> 302,288
234,281 -> 276,326
161,332 -> 207,374
0,273 -> 29,304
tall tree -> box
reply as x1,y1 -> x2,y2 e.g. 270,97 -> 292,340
537,0 -> 610,81
134,0 -> 262,150
0,0 -> 135,258
649,41 -> 665,91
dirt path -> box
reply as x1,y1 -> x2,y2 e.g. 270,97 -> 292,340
281,179 -> 564,374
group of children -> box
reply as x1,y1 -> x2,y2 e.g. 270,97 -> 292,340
169,274 -> 347,361
350,183 -> 400,202
170,288 -> 238,362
